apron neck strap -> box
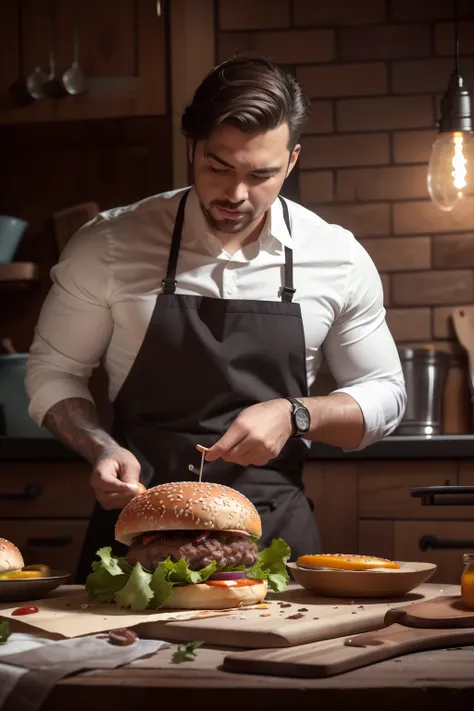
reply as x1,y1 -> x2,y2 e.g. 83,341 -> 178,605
162,189 -> 190,294
163,190 -> 295,303
278,196 -> 295,303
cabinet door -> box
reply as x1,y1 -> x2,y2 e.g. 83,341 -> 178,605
0,461 -> 94,518
1,0 -> 167,125
1,519 -> 89,580
394,520 -> 474,585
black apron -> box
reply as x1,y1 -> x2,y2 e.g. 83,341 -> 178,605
76,190 -> 321,583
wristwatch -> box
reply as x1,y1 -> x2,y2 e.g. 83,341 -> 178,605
285,397 -> 310,438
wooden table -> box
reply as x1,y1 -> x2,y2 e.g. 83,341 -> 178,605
40,637 -> 474,711
3,584 -> 471,711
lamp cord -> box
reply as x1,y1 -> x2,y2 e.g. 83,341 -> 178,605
453,0 -> 460,75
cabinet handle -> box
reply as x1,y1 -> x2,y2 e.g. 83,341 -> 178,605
26,536 -> 73,548
419,534 -> 474,551
0,484 -> 42,501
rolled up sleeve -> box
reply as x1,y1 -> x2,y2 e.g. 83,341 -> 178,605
322,238 -> 407,450
25,219 -> 114,425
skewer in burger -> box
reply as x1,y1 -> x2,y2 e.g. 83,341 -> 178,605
86,482 -> 291,611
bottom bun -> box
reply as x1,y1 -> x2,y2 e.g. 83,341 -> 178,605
160,580 -> 268,610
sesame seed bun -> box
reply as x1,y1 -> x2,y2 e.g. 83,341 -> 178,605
115,481 -> 262,546
158,579 -> 268,609
0,538 -> 24,574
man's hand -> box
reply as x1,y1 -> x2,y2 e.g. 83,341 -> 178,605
205,399 -> 292,467
91,446 -> 142,510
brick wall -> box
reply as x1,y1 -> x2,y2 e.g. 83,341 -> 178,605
216,0 -> 474,351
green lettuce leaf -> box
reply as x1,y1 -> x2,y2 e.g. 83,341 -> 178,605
85,547 -> 131,604
247,538 -> 291,593
0,621 -> 11,646
114,562 -> 154,611
86,549 -> 218,611
149,557 -> 217,608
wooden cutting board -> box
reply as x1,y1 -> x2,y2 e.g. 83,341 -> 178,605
136,583 -> 456,649
222,594 -> 474,676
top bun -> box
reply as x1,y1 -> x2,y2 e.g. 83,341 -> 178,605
0,538 -> 24,573
115,481 -> 262,546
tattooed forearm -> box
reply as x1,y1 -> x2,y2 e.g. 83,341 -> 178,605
42,398 -> 120,464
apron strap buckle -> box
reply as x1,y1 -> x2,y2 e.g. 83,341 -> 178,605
162,277 -> 177,294
281,285 -> 296,303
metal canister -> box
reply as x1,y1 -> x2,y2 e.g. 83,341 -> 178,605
396,347 -> 451,436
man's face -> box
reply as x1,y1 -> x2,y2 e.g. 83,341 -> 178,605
190,123 -> 300,235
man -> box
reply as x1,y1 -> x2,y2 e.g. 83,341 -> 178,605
26,58 -> 406,582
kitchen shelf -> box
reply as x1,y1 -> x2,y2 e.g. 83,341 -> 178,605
0,262 -> 39,288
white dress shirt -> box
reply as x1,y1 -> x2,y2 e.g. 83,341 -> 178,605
26,187 -> 406,450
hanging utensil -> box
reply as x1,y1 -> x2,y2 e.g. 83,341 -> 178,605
451,306 -> 474,427
62,0 -> 88,95
43,0 -> 68,99
10,0 -> 48,104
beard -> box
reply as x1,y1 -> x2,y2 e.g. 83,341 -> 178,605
201,201 -> 255,234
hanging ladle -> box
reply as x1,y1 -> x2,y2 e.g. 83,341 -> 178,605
10,0 -> 48,104
62,0 -> 88,95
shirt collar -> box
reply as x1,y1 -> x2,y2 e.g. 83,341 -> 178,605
181,187 -> 294,254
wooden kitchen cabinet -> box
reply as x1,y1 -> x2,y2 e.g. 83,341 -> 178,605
303,458 -> 474,585
0,461 -> 94,518
0,0 -> 167,125
0,459 -> 94,579
0,519 -> 89,574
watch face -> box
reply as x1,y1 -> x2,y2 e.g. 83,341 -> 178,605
295,407 -> 310,432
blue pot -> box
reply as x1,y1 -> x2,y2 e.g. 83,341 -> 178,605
0,215 -> 29,263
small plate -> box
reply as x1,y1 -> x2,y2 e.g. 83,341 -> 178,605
0,571 -> 71,602
288,561 -> 437,598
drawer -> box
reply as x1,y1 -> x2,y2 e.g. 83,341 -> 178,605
358,461 -> 459,519
1,519 -> 89,582
0,462 -> 94,518
394,520 -> 474,585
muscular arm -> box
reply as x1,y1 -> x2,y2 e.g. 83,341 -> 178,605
300,392 -> 364,450
42,397 -> 120,464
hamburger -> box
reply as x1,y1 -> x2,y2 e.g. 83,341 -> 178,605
0,538 -> 24,574
297,553 -> 400,572
0,538 -> 49,579
86,482 -> 291,611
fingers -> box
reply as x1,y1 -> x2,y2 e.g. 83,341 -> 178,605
96,490 -> 138,510
90,450 -> 142,509
118,452 -> 142,486
206,422 -> 247,462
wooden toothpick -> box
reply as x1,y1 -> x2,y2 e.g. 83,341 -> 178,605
195,444 -> 208,483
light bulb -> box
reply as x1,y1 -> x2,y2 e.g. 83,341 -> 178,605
427,130 -> 474,211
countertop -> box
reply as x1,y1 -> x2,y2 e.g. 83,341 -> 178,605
4,582 -> 473,711
1,434 -> 474,461
42,636 -> 474,711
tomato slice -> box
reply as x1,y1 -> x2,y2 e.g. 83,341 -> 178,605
142,534 -> 160,547
206,578 -> 263,588
12,605 -> 39,616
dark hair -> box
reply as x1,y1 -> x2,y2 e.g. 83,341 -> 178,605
181,57 -> 311,149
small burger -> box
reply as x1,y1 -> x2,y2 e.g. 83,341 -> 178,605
86,482 -> 291,611
0,538 -> 24,574
0,538 -> 50,579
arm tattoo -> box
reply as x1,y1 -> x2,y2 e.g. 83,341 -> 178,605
42,398 -> 119,463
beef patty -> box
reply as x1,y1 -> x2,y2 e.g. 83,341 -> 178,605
125,531 -> 258,571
